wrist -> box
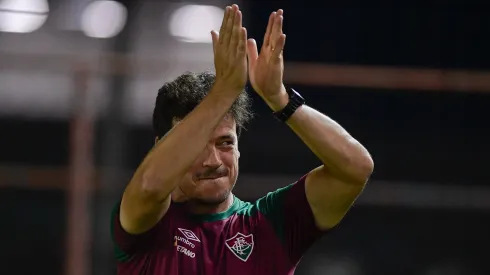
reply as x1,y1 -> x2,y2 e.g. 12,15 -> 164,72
263,85 -> 289,112
271,87 -> 306,122
213,79 -> 245,96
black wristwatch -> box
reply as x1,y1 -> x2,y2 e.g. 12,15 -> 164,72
273,88 -> 305,122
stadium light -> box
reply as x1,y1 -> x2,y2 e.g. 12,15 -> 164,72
168,5 -> 224,43
0,0 -> 49,33
80,0 -> 127,38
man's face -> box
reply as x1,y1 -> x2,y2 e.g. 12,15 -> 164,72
172,115 -> 240,205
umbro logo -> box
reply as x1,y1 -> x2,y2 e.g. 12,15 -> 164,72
178,228 -> 201,242
174,228 -> 199,258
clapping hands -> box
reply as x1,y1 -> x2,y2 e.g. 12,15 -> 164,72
211,5 -> 288,110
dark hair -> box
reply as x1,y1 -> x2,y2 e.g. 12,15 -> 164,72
153,71 -> 252,138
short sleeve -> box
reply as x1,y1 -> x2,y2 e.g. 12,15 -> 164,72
255,174 -> 328,264
110,202 -> 167,262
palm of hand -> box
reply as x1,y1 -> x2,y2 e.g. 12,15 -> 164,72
249,47 -> 283,96
247,10 -> 286,98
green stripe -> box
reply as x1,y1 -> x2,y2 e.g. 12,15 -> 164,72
254,184 -> 294,244
186,196 -> 250,222
110,203 -> 132,262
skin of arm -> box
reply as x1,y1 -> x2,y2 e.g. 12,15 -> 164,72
285,102 -> 373,230
119,5 -> 248,234
247,9 -> 373,231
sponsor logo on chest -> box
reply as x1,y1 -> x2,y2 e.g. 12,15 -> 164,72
174,228 -> 200,259
225,232 -> 254,262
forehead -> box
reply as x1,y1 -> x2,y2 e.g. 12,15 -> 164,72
213,115 -> 237,138
172,115 -> 237,138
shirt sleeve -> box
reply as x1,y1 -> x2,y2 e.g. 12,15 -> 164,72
110,202 -> 168,262
255,174 -> 329,264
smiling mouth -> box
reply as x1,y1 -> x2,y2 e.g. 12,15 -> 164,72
198,176 -> 224,181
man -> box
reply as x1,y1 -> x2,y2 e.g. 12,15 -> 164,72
111,4 -> 373,275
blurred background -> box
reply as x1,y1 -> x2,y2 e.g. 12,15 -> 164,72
1,0 -> 489,274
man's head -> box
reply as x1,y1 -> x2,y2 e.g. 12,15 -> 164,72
153,71 -> 252,205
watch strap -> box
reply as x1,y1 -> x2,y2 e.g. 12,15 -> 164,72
273,88 -> 305,122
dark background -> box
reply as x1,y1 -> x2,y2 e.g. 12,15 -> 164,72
1,0 -> 489,274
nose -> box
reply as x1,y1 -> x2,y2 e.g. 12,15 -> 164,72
202,145 -> 222,168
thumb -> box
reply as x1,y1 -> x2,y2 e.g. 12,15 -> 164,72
246,38 -> 258,68
211,30 -> 219,54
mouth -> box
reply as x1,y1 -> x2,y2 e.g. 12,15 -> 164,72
198,175 -> 225,181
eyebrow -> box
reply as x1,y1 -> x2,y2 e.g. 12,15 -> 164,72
217,134 -> 236,141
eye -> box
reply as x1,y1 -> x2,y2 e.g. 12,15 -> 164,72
219,140 -> 234,146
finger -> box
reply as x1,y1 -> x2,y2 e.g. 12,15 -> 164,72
237,27 -> 247,57
211,30 -> 219,54
230,9 -> 242,51
271,34 -> 286,63
224,4 -> 238,46
262,12 -> 276,49
219,6 -> 231,44
269,14 -> 283,50
246,38 -> 258,66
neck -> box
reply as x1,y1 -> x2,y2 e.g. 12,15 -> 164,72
185,194 -> 234,215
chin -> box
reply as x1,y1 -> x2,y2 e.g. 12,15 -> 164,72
193,178 -> 234,205
196,193 -> 230,206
